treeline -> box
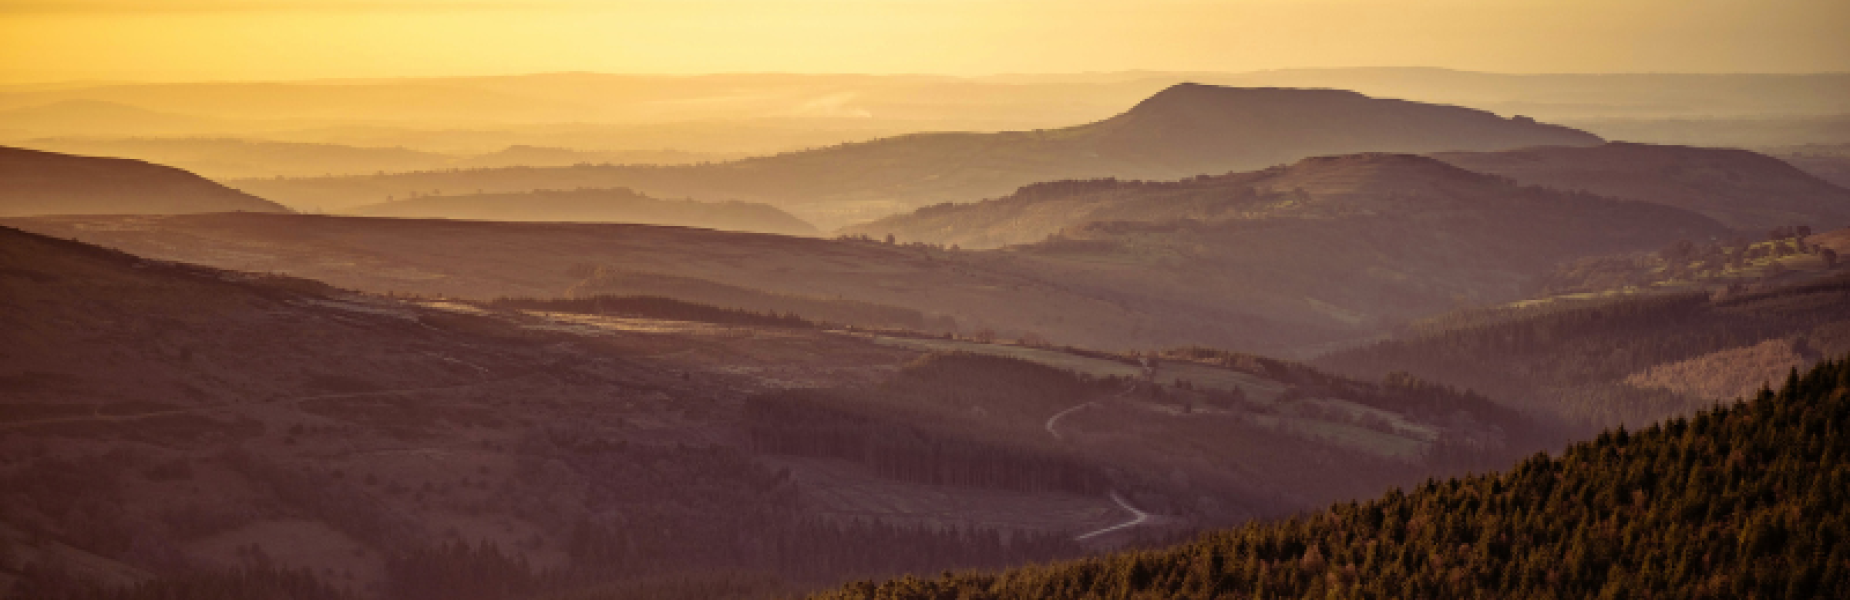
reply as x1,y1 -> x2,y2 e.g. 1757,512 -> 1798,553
564,267 -> 949,332
1318,274 -> 1850,429
1161,347 -> 1562,458
492,294 -> 815,329
810,356 -> 1850,600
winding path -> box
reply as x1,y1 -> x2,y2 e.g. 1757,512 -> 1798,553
1043,402 -> 1097,441
1075,491 -> 1155,540
1046,384 -> 1163,541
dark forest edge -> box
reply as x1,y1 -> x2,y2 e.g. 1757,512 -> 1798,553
808,356 -> 1850,599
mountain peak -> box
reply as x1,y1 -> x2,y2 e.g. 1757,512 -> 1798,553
1125,83 -> 1369,117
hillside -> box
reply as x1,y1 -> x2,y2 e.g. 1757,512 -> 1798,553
3,171 -> 1725,357
345,188 -> 817,235
1316,270 -> 1850,430
810,356 -> 1850,599
0,146 -> 289,216
840,154 -> 1731,348
226,84 -> 1601,227
5,154 -> 1729,355
1432,142 -> 1850,232
0,226 -> 1560,599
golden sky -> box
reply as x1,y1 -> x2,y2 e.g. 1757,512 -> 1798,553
3,0 -> 1847,82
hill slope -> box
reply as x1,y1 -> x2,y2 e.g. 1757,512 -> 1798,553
345,188 -> 817,235
812,356 -> 1850,599
1316,270 -> 1850,430
0,146 -> 289,216
4,154 -> 1730,355
228,84 -> 1601,227
0,226 -> 1563,599
1432,142 -> 1850,232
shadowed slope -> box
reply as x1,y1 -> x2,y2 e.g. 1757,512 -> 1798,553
0,146 -> 289,216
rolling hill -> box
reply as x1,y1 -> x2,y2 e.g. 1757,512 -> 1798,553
808,356 -> 1850,599
3,153 -> 1729,356
0,146 -> 289,216
227,84 -> 1602,227
1432,142 -> 1850,232
1315,267 -> 1850,431
344,188 -> 818,235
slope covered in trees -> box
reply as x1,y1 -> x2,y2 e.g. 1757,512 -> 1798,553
1317,273 -> 1850,430
811,356 -> 1850,600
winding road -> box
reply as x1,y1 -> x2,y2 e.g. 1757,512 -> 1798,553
1046,386 -> 1163,542
1075,491 -> 1155,541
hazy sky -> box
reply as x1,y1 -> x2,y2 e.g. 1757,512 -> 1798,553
3,0 -> 1847,82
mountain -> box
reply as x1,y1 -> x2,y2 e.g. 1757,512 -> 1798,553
809,356 -> 1850,600
0,225 -> 1556,599
0,146 -> 290,216
1432,142 -> 1850,232
344,188 -> 818,235
228,84 -> 1602,228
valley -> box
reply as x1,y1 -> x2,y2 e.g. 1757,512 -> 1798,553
5,14 -> 1850,595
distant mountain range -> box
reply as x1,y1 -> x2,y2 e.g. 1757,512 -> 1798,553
12,137 -> 737,180
227,84 -> 1604,228
346,188 -> 817,235
0,146 -> 289,217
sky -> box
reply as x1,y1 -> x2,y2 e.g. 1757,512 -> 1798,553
2,0 -> 1847,82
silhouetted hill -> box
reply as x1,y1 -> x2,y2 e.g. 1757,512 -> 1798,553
229,84 -> 1602,228
1433,142 -> 1850,231
810,356 -> 1850,600
0,146 -> 289,216
344,188 -> 817,235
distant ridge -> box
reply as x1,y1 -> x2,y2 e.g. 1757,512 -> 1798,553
0,146 -> 290,217
344,187 -> 818,235
843,151 -> 1696,250
230,84 -> 1604,229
